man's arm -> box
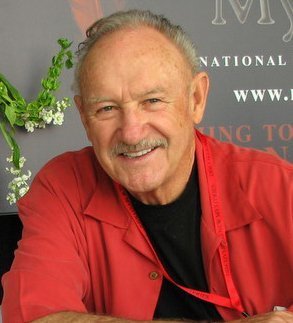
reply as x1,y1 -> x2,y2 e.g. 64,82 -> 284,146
230,311 -> 293,322
32,312 -> 134,322
2,161 -> 91,322
32,311 -> 293,323
32,312 -> 188,323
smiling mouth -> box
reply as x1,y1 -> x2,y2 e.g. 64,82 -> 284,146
112,138 -> 168,159
121,148 -> 155,159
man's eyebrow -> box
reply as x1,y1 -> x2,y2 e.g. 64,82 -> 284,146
85,96 -> 112,104
84,87 -> 167,104
140,87 -> 166,97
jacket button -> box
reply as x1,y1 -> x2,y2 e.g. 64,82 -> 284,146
149,271 -> 159,280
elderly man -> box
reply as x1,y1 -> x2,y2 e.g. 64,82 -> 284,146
2,9 -> 293,323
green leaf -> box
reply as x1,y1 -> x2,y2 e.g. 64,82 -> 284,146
0,122 -> 20,169
58,38 -> 72,50
11,136 -> 21,169
65,59 -> 73,69
51,80 -> 60,91
38,91 -> 55,106
0,81 -> 9,96
0,121 -> 14,150
14,118 -> 25,126
66,50 -> 73,59
49,66 -> 61,78
0,73 -> 26,107
41,78 -> 49,90
5,104 -> 16,127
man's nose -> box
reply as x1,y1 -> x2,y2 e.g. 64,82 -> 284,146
118,108 -> 147,144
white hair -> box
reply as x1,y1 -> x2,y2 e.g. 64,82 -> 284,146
73,9 -> 200,93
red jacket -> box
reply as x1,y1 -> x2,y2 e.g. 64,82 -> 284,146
2,132 -> 293,322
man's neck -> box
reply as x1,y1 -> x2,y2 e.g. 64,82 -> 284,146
128,150 -> 196,206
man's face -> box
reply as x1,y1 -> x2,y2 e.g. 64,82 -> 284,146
75,27 -> 208,204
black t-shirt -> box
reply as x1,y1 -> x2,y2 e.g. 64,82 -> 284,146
129,167 -> 222,321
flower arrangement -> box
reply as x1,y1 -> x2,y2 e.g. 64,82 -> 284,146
0,38 -> 73,204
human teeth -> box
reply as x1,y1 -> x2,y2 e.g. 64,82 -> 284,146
123,148 -> 152,158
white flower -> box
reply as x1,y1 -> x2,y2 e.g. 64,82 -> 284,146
21,112 -> 30,121
6,192 -> 16,205
53,111 -> 64,125
39,109 -> 54,124
19,157 -> 26,168
12,177 -> 24,187
21,170 -> 32,181
19,186 -> 29,197
55,98 -> 70,112
25,121 -> 35,132
37,121 -> 46,129
61,100 -> 69,108
5,155 -> 31,203
7,166 -> 21,175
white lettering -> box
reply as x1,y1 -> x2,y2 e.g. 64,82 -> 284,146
212,0 -> 293,42
267,89 -> 283,101
258,0 -> 275,24
278,55 -> 287,66
222,56 -> 231,66
255,56 -> 264,66
229,0 -> 254,24
233,89 -> 249,102
233,88 -> 290,103
198,55 -> 287,68
242,56 -> 252,66
212,0 -> 227,24
267,56 -> 276,66
251,89 -> 266,101
199,56 -> 208,67
280,0 -> 293,42
211,57 -> 220,67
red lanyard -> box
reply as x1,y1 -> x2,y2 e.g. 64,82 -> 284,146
197,131 -> 247,316
116,132 -> 248,317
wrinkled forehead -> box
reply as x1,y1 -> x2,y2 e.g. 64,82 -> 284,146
81,26 -> 191,77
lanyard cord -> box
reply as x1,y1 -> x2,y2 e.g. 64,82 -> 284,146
197,131 -> 246,315
116,132 -> 248,317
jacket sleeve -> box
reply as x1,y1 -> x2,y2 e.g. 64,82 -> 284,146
1,159 -> 90,323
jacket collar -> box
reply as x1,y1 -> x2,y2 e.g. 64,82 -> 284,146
84,133 -> 263,232
195,130 -> 263,233
83,171 -> 158,263
83,169 -> 130,229
83,133 -> 263,269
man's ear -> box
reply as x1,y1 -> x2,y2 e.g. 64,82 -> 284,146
189,71 -> 209,125
74,95 -> 91,141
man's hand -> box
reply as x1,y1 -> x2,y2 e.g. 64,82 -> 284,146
230,311 -> 293,322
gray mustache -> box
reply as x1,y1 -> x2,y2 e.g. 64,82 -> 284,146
111,138 -> 168,157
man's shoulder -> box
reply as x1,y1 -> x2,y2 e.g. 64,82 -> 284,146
38,146 -> 97,178
199,133 -> 292,193
204,133 -> 292,171
19,146 -> 111,212
200,134 -> 292,227
32,146 -> 105,195
41,146 -> 96,170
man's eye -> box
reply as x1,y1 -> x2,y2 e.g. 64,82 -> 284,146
147,98 -> 161,104
98,106 -> 113,113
